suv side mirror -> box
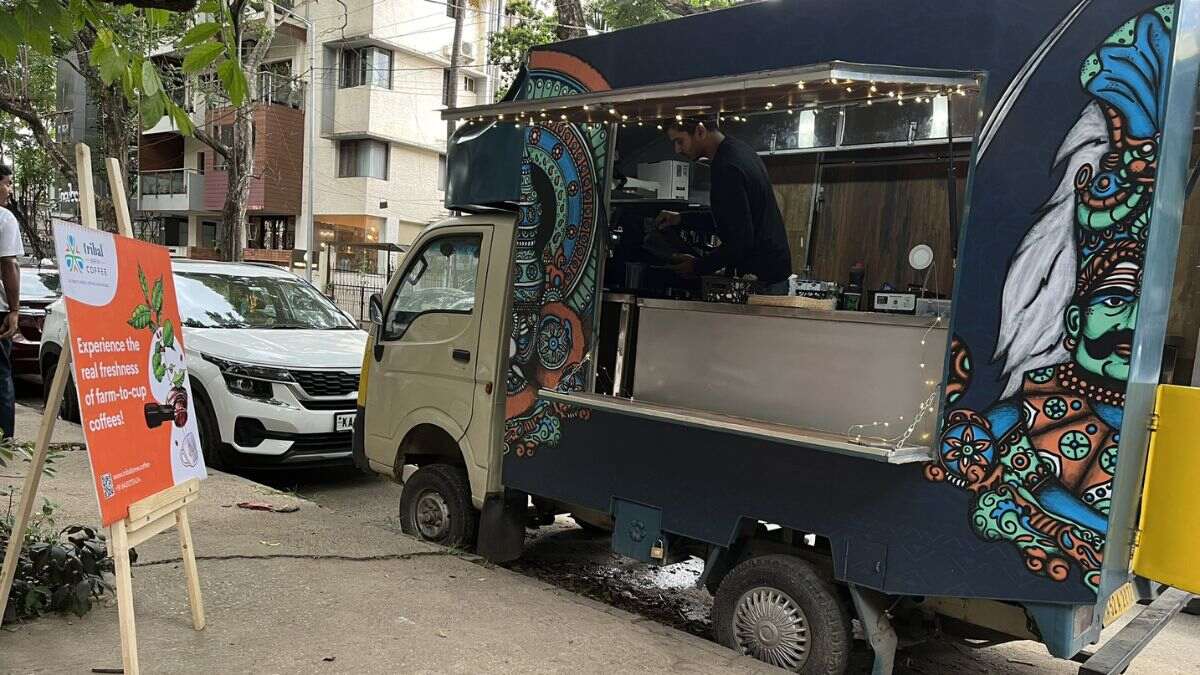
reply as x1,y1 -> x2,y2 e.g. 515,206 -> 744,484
368,292 -> 384,324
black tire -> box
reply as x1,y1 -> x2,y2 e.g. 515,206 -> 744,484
399,464 -> 478,550
571,513 -> 610,536
192,391 -> 233,471
713,554 -> 851,675
42,354 -> 80,423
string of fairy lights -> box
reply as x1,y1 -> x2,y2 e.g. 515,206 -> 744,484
845,314 -> 947,449
449,78 -> 976,128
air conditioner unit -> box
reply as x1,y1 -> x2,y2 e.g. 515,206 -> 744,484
441,41 -> 475,64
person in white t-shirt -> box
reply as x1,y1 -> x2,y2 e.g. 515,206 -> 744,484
0,165 -> 25,440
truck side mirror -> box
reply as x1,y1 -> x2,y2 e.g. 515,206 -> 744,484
368,292 -> 384,324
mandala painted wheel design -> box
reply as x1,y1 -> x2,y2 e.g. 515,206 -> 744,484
1059,430 -> 1092,460
537,314 -> 573,370
1043,397 -> 1069,420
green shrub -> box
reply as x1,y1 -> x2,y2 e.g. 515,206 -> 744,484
2,496 -> 118,623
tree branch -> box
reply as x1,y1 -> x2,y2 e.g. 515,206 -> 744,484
657,0 -> 703,16
0,96 -> 77,187
192,124 -> 232,163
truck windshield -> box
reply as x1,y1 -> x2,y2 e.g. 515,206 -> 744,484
175,272 -> 356,330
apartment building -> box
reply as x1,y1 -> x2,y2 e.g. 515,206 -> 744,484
132,0 -> 501,273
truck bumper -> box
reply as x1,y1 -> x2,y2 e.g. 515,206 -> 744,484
351,406 -> 370,473
1077,587 -> 1193,675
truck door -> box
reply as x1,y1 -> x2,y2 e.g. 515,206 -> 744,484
366,228 -> 492,450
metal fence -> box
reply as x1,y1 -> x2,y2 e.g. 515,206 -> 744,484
326,244 -> 406,323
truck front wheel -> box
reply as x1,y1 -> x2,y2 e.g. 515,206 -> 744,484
713,554 -> 851,675
400,464 -> 478,550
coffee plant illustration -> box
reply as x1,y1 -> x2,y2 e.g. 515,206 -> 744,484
127,265 -> 189,429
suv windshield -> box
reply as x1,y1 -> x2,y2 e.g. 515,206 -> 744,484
20,269 -> 61,300
175,271 -> 356,330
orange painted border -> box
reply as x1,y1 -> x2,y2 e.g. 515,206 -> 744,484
528,51 -> 611,93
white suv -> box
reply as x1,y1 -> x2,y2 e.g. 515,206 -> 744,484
40,259 -> 369,469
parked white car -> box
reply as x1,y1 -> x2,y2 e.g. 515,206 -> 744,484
40,260 -> 369,469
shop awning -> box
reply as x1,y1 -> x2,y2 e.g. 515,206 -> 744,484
442,61 -> 984,124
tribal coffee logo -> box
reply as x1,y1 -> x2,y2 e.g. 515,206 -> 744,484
64,235 -> 85,272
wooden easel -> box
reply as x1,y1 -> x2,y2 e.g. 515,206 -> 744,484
0,144 -> 205,675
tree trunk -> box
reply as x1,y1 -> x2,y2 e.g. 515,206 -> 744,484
446,2 -> 466,143
554,0 -> 587,40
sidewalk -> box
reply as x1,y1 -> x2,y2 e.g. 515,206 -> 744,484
1,409 -> 773,674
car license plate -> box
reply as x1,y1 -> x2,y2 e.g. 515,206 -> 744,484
334,412 -> 355,433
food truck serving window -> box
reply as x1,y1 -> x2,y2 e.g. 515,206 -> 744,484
454,62 -> 984,462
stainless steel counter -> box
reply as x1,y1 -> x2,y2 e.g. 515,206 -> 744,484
630,296 -> 949,455
636,297 -> 948,328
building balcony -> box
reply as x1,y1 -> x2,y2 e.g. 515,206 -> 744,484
138,169 -> 205,213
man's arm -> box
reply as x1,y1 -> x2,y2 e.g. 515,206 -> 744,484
696,165 -> 754,276
0,256 -> 19,339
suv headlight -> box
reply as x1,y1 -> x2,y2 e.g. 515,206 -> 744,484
201,354 -> 294,400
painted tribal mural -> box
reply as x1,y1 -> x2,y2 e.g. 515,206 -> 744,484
503,54 -> 611,458
927,4 -> 1173,593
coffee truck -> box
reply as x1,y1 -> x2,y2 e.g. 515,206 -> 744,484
353,1 -> 1200,672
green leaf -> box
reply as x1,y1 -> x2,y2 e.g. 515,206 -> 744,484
197,0 -> 221,12
128,304 -> 152,329
182,42 -> 225,75
141,61 -> 163,98
89,30 -> 127,85
180,22 -> 221,48
155,362 -> 167,382
173,371 -> 186,387
139,94 -> 165,129
167,100 -> 196,136
217,58 -> 248,107
162,320 -> 174,349
0,21 -> 20,62
152,277 -> 164,313
145,8 -> 171,28
138,266 -> 148,301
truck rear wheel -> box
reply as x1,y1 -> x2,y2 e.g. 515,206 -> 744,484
400,464 -> 478,550
713,554 -> 851,674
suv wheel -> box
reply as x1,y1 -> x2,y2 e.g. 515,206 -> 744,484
713,554 -> 851,674
193,392 -> 233,471
42,355 -> 80,423
400,464 -> 478,550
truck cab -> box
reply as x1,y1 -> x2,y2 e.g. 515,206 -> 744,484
355,214 -> 514,547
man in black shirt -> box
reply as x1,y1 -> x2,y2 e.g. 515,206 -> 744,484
654,119 -> 792,293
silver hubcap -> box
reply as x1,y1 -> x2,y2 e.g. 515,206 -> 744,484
733,587 -> 810,671
414,491 -> 451,540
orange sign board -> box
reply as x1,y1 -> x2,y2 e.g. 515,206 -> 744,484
54,223 -> 206,525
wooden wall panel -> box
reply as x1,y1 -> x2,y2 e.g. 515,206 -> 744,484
139,133 -> 185,171
765,156 -> 818,277
810,160 -> 965,293
200,104 -> 303,215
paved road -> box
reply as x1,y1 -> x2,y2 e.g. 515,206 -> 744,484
251,466 -> 1200,675
18,378 -> 1197,674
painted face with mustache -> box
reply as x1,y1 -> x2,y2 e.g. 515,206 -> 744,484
1065,259 -> 1140,383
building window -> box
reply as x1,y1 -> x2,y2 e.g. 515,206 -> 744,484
338,139 -> 389,180
438,153 -> 447,192
446,0 -> 461,19
197,152 -> 205,175
163,218 -> 188,247
442,68 -> 452,106
200,221 -> 218,249
248,216 -> 294,250
340,46 -> 392,89
463,75 -> 476,93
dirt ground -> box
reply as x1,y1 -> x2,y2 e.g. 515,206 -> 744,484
255,466 -> 1200,675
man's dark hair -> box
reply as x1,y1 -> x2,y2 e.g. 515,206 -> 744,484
0,165 -> 11,180
664,117 -> 711,134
